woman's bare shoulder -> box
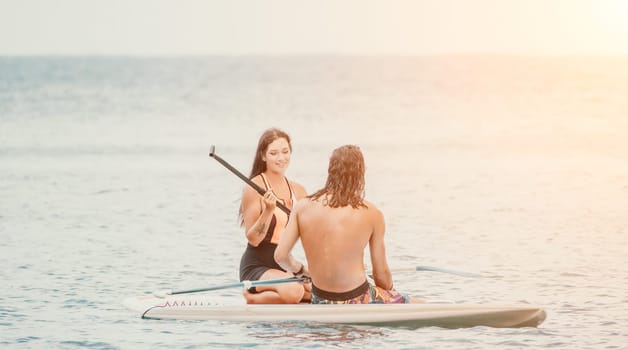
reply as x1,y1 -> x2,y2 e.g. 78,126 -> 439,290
242,175 -> 265,197
289,180 -> 308,198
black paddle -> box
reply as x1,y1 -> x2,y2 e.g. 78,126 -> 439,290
154,276 -> 307,298
209,145 -> 291,215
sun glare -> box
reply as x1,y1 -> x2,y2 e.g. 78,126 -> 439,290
593,1 -> 628,34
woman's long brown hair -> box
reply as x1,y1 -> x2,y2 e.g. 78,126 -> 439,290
239,128 -> 292,226
248,128 -> 292,178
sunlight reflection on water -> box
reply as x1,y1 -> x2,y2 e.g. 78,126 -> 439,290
1,56 -> 627,349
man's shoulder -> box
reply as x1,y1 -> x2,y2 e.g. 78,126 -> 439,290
294,196 -> 313,210
363,200 -> 384,220
363,199 -> 380,211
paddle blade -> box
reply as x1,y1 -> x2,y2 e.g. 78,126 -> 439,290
415,265 -> 481,278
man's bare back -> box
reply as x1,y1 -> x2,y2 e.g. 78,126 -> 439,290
275,145 -> 410,304
283,195 -> 393,294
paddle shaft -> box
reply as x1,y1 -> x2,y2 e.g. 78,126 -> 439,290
169,277 -> 306,295
209,145 -> 291,215
367,265 -> 480,278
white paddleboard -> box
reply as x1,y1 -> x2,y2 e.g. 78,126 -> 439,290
123,294 -> 546,328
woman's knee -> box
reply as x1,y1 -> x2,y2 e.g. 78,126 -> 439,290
279,285 -> 305,303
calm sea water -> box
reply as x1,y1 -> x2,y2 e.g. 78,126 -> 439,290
1,56 -> 627,349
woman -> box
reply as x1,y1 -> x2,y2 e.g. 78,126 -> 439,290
239,128 -> 310,304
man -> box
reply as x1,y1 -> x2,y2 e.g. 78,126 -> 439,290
275,145 -> 417,304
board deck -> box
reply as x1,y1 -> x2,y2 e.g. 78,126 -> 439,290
124,294 -> 546,328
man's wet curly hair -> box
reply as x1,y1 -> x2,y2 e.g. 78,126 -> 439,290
309,145 -> 367,209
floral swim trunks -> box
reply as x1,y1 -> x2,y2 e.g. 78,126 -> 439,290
311,280 -> 409,304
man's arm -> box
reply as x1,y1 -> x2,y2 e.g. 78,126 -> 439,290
369,207 -> 393,290
275,199 -> 306,275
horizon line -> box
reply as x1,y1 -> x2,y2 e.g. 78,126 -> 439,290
2,52 -> 628,58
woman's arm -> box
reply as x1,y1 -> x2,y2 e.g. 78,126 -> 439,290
242,183 -> 276,247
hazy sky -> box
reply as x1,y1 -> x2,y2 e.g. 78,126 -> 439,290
1,0 -> 628,55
